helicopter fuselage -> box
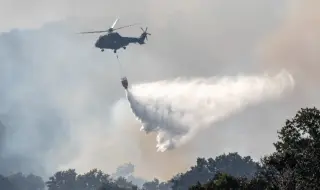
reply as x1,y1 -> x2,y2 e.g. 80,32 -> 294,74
95,32 -> 143,53
79,18 -> 150,53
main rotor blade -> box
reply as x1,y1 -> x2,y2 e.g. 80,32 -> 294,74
78,30 -> 109,34
111,18 -> 119,29
113,23 -> 140,31
78,22 -> 141,34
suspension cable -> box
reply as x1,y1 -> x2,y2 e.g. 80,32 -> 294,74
116,53 -> 125,78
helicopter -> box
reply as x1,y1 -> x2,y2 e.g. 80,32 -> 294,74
79,18 -> 151,53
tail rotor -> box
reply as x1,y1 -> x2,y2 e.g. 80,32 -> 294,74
140,27 -> 151,41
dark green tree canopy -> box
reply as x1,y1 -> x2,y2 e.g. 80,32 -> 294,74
262,107 -> 320,189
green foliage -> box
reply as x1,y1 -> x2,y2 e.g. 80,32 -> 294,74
45,168 -> 136,190
142,178 -> 171,190
170,152 -> 258,190
189,172 -> 248,190
262,107 -> 320,189
187,107 -> 320,190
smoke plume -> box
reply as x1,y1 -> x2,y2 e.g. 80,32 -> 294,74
1,0 -> 310,181
256,0 -> 320,83
125,70 -> 294,152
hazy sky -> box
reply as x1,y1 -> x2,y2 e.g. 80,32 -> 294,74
1,0 -> 319,182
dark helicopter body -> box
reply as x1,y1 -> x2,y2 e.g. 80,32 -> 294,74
79,18 -> 150,53
95,30 -> 148,53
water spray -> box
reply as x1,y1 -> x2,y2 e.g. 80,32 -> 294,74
113,55 -> 294,152
123,70 -> 295,152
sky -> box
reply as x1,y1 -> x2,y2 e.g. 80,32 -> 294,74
1,0 -> 320,182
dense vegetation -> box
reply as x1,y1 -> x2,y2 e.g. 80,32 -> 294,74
1,107 -> 320,189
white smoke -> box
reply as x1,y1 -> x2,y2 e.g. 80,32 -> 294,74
125,70 -> 294,152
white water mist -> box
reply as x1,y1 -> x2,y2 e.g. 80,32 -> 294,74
125,70 -> 294,152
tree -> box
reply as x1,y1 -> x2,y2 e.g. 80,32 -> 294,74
142,178 -> 159,190
262,107 -> 320,189
7,173 -> 45,190
189,172 -> 245,190
211,153 -> 258,178
46,168 -> 136,190
169,152 -> 259,189
77,169 -> 111,190
0,175 -> 18,190
46,169 -> 77,190
114,176 -> 136,189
